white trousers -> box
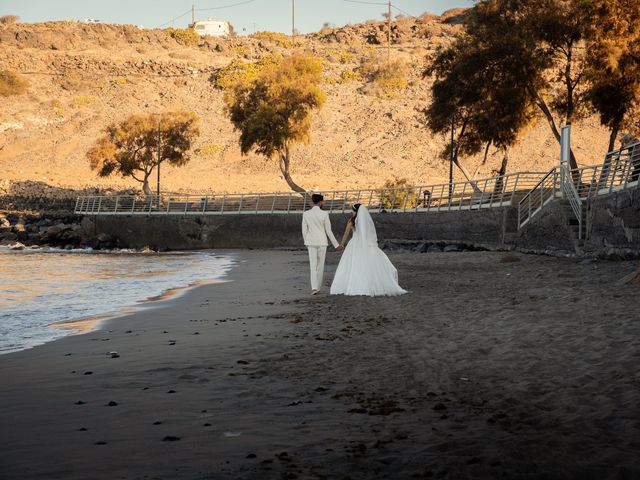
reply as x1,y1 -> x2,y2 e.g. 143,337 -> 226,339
307,246 -> 327,291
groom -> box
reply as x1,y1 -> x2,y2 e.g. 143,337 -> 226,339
302,193 -> 342,295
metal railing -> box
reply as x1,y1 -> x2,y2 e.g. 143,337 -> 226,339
517,168 -> 560,229
561,165 -> 583,239
74,171 -> 548,216
518,141 -> 640,230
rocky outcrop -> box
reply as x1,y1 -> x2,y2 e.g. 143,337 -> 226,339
0,212 -> 117,249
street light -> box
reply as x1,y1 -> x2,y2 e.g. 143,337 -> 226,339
156,115 -> 161,200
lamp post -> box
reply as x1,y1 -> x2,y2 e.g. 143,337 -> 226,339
449,113 -> 454,200
156,115 -> 161,201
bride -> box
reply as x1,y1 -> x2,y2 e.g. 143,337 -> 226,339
330,204 -> 407,296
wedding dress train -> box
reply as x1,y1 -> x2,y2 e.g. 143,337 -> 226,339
330,206 -> 406,296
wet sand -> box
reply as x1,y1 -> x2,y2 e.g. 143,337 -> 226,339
1,250 -> 639,479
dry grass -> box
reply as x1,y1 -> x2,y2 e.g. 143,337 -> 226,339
0,15 -> 19,25
0,70 -> 29,96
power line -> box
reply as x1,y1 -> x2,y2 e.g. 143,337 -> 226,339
157,9 -> 192,28
343,0 -> 388,5
196,0 -> 261,11
391,4 -> 416,17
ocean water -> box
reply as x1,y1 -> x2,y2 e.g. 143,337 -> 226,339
0,247 -> 235,354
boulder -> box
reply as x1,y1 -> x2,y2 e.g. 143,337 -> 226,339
427,245 -> 443,253
443,244 -> 463,252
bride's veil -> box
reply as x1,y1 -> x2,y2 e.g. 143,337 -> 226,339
354,206 -> 378,247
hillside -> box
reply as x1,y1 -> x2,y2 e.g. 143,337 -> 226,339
0,12 -> 612,199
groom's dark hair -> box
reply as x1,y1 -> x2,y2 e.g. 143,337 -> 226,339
312,194 -> 324,204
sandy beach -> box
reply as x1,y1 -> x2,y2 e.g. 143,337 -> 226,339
1,250 -> 640,479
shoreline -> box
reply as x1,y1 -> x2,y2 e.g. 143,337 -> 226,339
0,248 -> 237,356
1,249 -> 639,479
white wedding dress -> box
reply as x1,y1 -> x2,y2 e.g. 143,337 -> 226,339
330,206 -> 407,296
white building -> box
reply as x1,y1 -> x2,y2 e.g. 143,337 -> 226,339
191,19 -> 230,37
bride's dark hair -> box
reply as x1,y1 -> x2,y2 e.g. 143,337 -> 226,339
350,203 -> 361,227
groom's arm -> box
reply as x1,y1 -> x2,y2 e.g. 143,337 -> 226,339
302,214 -> 309,245
324,213 -> 339,249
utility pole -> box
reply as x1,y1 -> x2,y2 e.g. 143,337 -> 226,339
292,0 -> 295,45
157,117 -> 161,201
449,113 -> 454,200
387,0 -> 391,65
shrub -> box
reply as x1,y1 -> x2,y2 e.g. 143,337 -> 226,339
378,177 -> 418,209
359,54 -> 408,98
113,77 -> 128,85
195,143 -> 224,156
338,68 -> 361,83
0,70 -> 29,96
73,96 -> 95,107
0,15 -> 19,25
251,31 -> 293,48
165,28 -> 200,46
338,49 -> 356,64
213,54 -> 282,90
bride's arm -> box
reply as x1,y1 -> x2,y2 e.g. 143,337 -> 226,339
339,220 -> 353,247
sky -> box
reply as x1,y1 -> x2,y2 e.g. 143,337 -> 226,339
1,0 -> 474,34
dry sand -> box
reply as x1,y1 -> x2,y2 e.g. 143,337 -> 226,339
1,250 -> 639,479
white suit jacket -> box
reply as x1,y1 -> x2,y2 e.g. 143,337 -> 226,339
302,206 -> 339,248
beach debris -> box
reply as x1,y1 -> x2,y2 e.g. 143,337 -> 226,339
203,423 -> 212,427
74,400 -> 86,405
433,402 -> 447,411
169,340 -> 176,345
246,453 -> 257,459
77,427 -> 88,431
83,371 -> 93,375
153,421 -> 162,425
162,436 -> 181,442
619,264 -> 640,285
94,441 -> 107,445
167,390 -> 176,394
108,351 -> 119,358
223,431 -> 242,437
237,359 -> 250,365
107,401 -> 118,406
459,377 -> 469,381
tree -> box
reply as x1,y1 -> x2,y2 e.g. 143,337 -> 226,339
225,53 -> 326,193
581,0 -> 640,152
425,10 -> 535,182
87,111 -> 200,195
427,0 -> 590,171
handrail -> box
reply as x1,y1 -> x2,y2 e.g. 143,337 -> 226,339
561,165 -> 583,240
75,170 -> 548,216
517,167 -> 559,229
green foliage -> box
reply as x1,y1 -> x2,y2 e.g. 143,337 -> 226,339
359,54 -> 408,98
224,53 -> 326,192
0,70 -> 29,96
213,54 -> 282,90
250,31 -> 293,48
338,68 -> 362,83
165,28 -> 200,46
378,177 -> 418,209
87,111 -> 200,194
195,143 -> 224,156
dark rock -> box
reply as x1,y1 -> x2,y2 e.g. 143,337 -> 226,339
427,245 -> 442,253
443,244 -> 462,252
